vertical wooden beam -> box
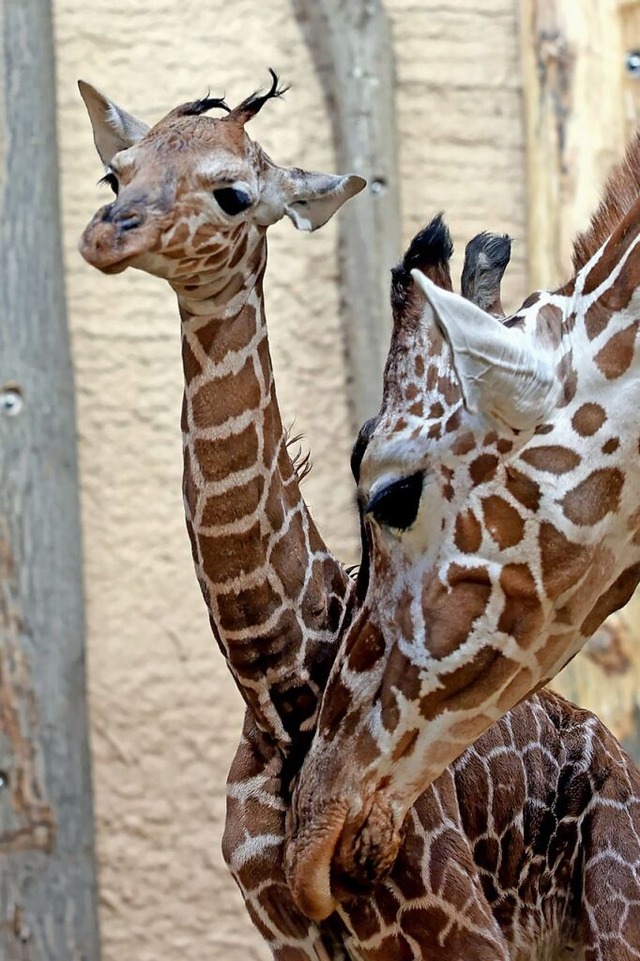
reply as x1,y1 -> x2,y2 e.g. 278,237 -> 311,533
0,2 -> 101,958
291,0 -> 401,433
520,0 -> 640,760
520,0 -> 625,289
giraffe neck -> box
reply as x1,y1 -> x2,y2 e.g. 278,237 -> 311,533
178,249 -> 353,752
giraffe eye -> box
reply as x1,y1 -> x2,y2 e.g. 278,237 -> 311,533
366,472 -> 424,531
213,186 -> 253,215
99,171 -> 119,196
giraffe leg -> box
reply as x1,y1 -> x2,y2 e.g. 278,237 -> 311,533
224,712 -> 349,961
578,733 -> 640,960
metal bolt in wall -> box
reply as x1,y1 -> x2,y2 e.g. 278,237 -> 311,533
0,385 -> 24,416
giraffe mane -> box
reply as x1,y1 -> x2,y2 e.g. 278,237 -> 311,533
572,131 -> 640,272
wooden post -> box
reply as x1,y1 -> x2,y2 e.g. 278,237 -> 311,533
520,0 -> 625,289
0,2 -> 101,958
520,0 -> 640,759
291,0 -> 401,433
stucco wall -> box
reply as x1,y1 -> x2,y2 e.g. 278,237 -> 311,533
53,1 -> 527,958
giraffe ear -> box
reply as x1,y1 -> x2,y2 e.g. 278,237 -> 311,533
411,271 -> 558,431
280,169 -> 366,231
78,80 -> 150,167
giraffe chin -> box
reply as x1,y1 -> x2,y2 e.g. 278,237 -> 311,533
287,793 -> 401,921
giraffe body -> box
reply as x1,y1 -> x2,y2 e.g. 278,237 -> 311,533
79,84 -> 640,960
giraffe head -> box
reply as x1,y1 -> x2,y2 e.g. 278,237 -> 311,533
286,145 -> 640,919
78,71 -> 364,309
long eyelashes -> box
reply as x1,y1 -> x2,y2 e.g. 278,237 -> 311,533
98,171 -> 119,196
365,471 -> 425,531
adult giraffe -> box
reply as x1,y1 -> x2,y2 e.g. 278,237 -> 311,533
79,80 -> 640,959
286,132 -> 640,925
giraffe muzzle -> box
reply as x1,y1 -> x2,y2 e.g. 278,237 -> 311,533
286,791 -> 401,921
79,202 -> 160,274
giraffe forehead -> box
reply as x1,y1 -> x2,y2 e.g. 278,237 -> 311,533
125,116 -> 264,180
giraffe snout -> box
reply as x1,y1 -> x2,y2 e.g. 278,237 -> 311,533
102,203 -> 144,232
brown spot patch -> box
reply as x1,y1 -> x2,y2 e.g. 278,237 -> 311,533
536,304 -> 563,349
438,375 -> 459,405
594,322 -> 639,379
405,383 -> 419,401
481,496 -> 525,549
498,564 -> 543,643
194,421 -> 258,483
181,337 -> 202,384
419,646 -> 518,720
201,475 -> 264,527
497,438 -> 513,454
572,403 -> 606,436
580,562 -> 640,636
505,466 -> 540,512
200,519 -> 266,586
228,234 -> 248,269
348,622 -> 386,673
555,351 -> 577,407
408,401 -> 424,418
560,468 -> 624,526
414,355 -> 425,378
539,522 -> 593,599
429,401 -> 444,418
469,453 -> 499,486
191,355 -> 261,429
194,304 -> 258,364
428,422 -> 442,440
520,445 -> 581,474
444,408 -> 462,433
270,514 -> 308,601
602,437 -> 620,454
497,668 -> 536,712
536,632 -> 573,675
451,431 -> 475,456
319,677 -> 354,738
454,510 -> 482,553
584,298 -> 613,341
217,577 -> 283,633
392,728 -> 419,763
421,564 -> 492,660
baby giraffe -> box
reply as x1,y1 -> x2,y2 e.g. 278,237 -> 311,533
79,80 -> 640,960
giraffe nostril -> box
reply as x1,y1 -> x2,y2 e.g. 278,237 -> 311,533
112,209 -> 142,232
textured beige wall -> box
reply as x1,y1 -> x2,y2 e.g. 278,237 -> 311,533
53,1 -> 526,958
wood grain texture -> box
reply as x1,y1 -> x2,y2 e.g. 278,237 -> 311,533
520,0 -> 625,288
291,0 -> 402,432
0,2 -> 101,958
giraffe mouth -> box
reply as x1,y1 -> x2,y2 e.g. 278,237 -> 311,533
78,205 -> 159,274
286,792 -> 401,921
